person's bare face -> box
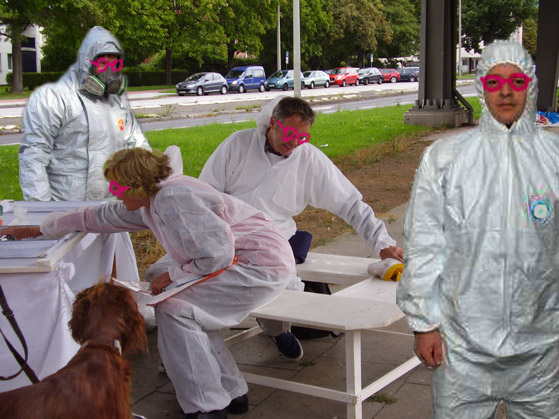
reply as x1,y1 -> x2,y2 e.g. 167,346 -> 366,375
267,114 -> 312,157
121,190 -> 150,211
483,64 -> 529,125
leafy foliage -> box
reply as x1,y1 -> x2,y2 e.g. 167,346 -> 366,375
461,0 -> 538,53
375,0 -> 420,61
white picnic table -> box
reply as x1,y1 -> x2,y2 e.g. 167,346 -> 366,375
226,252 -> 420,419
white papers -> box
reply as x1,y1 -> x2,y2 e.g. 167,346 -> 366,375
112,276 -> 205,306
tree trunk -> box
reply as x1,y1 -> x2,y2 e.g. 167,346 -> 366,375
227,45 -> 236,72
10,25 -> 24,93
165,48 -> 173,85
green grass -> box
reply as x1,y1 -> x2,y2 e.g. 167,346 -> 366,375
366,392 -> 397,405
145,121 -> 256,178
0,145 -> 21,199
127,85 -> 175,92
0,98 -> 481,201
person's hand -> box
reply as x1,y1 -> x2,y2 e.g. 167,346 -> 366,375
0,225 -> 42,240
151,272 -> 172,295
379,245 -> 404,262
414,331 -> 444,369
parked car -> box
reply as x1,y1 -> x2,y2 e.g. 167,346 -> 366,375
381,68 -> 401,83
302,70 -> 330,89
398,67 -> 420,82
329,67 -> 359,87
358,67 -> 383,85
225,65 -> 266,93
265,70 -> 305,91
176,72 -> 228,96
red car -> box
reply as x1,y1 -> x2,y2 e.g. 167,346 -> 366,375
329,67 -> 359,87
381,68 -> 401,83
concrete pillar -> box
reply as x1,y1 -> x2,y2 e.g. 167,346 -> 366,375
404,0 -> 472,127
536,0 -> 559,112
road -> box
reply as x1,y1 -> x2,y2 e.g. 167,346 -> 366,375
0,82 -> 476,145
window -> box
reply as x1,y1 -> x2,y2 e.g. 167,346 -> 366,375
8,54 -> 12,70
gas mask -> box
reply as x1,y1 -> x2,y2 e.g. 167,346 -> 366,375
84,56 -> 127,96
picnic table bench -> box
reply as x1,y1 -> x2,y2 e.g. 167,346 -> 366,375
226,252 -> 421,419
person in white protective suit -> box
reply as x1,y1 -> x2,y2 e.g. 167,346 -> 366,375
195,96 -> 402,355
18,26 -> 151,283
397,40 -> 559,418
3,145 -> 301,419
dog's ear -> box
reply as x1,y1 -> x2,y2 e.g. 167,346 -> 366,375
69,289 -> 92,344
118,286 -> 148,354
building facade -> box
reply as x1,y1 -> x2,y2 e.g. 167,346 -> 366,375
0,24 -> 44,85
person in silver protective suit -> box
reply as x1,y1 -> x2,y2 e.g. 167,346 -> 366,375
19,25 -> 150,201
397,40 -> 559,418
18,26 -> 151,283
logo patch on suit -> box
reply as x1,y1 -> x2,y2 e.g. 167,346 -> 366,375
117,118 -> 124,132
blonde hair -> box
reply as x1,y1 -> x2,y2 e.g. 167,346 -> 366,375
104,148 -> 171,198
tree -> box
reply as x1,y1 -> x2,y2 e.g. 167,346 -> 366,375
40,0 -> 169,72
0,0 -> 49,92
324,0 -> 390,67
260,0 -> 335,71
522,16 -> 537,58
154,0 -> 226,84
461,0 -> 538,53
215,0 -> 278,71
375,0 -> 420,61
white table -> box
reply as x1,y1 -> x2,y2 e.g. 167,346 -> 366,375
0,201 -> 139,391
226,252 -> 420,419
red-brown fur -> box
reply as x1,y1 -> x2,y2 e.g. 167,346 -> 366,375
0,282 -> 147,419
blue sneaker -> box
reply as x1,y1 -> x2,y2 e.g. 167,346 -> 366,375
271,331 -> 303,361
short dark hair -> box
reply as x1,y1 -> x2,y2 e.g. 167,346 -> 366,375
272,97 -> 316,125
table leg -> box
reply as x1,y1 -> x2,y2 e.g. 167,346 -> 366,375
346,330 -> 362,419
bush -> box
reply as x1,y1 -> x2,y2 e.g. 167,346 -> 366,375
8,70 -> 194,89
6,72 -> 63,90
124,70 -> 191,86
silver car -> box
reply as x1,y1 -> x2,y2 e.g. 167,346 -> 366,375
176,72 -> 228,96
302,70 -> 331,89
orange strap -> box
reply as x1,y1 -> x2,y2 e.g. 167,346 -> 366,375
194,256 -> 238,286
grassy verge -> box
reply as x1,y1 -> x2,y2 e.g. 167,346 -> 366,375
0,98 -> 481,200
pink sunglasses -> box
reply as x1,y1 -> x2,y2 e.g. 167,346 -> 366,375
108,180 -> 130,198
480,73 -> 532,92
90,57 -> 123,73
276,120 -> 311,145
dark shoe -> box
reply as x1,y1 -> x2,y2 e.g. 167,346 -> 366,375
271,331 -> 303,361
184,408 -> 227,419
227,394 -> 249,414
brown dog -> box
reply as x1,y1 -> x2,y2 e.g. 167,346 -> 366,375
0,282 -> 147,419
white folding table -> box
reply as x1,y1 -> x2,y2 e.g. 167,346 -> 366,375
0,201 -> 139,391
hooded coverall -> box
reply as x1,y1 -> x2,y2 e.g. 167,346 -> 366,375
199,96 -> 396,254
19,26 -> 150,283
39,146 -> 300,414
197,96 -> 397,336
19,25 -> 150,201
396,41 -> 559,418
